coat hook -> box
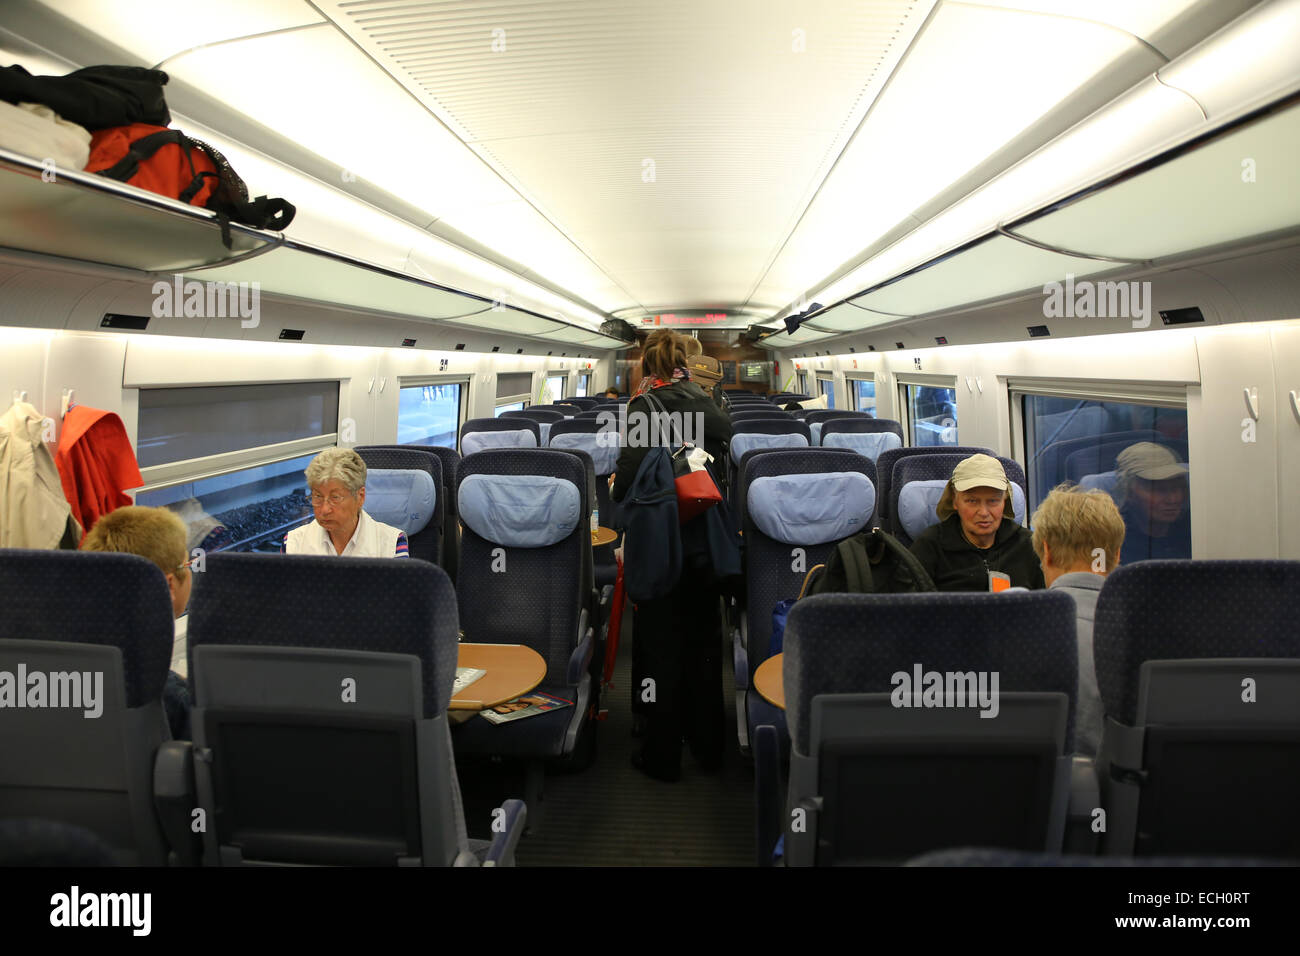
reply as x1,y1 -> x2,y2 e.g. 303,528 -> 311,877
367,377 -> 375,394
1289,390 -> 1300,425
976,377 -> 984,394
1243,386 -> 1259,422
379,377 -> 388,393
12,389 -> 28,404
965,376 -> 974,393
61,388 -> 76,418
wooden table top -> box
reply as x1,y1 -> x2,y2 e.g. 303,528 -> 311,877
451,642 -> 547,711
753,653 -> 785,710
591,526 -> 618,547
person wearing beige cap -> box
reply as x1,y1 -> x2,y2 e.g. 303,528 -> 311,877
1113,441 -> 1191,564
906,453 -> 1045,591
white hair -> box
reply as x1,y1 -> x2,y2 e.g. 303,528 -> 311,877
305,447 -> 367,493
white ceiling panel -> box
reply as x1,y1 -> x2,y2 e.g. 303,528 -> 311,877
317,0 -> 930,315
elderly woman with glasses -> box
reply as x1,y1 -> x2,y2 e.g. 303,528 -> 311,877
283,448 -> 410,558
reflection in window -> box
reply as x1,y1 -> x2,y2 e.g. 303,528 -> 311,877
577,373 -> 591,398
495,401 -> 526,416
907,385 -> 957,446
1022,395 -> 1190,563
543,375 -> 566,402
398,383 -> 461,448
818,377 -> 836,409
137,453 -> 315,554
851,379 -> 876,414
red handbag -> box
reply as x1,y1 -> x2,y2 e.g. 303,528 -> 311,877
643,391 -> 723,524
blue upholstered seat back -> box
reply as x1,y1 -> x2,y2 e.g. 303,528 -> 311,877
874,445 -> 993,527
188,553 -> 459,717
455,450 -> 588,677
0,550 -> 173,707
460,417 -> 539,456
741,450 -> 877,675
784,590 -> 1078,754
1094,560 -> 1300,726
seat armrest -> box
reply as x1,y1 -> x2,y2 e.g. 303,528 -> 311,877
567,621 -> 594,686
734,617 -> 749,690
483,798 -> 527,867
754,725 -> 783,866
1064,755 -> 1101,854
153,741 -> 201,866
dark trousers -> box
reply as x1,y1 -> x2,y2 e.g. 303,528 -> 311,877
632,572 -> 724,776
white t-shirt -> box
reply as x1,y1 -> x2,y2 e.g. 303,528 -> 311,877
284,510 -> 409,559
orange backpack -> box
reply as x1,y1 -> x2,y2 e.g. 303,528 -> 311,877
86,123 -> 295,245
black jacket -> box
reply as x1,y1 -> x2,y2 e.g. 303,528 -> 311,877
907,513 -> 1045,592
610,381 -> 732,502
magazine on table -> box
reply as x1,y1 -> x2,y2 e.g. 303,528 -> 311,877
480,691 -> 573,724
453,668 -> 485,695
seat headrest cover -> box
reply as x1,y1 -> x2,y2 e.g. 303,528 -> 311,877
821,430 -> 902,460
897,479 -> 950,540
548,430 -> 619,476
461,429 -> 538,456
364,469 -> 436,535
898,479 -> 1028,539
730,431 -> 810,464
458,473 -> 580,547
748,472 -> 875,545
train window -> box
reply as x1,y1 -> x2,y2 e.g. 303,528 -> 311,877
397,382 -> 462,448
137,382 -> 339,468
817,376 -> 836,408
797,371 -> 808,394
1020,393 -> 1190,564
136,453 -> 315,554
543,374 -> 566,402
495,401 -> 526,416
847,377 -> 876,414
576,373 -> 591,397
903,383 -> 958,446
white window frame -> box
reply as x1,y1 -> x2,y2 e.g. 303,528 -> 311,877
844,373 -> 877,413
896,373 -> 959,447
396,374 -> 469,448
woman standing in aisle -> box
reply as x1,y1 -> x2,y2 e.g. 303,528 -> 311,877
610,330 -> 732,781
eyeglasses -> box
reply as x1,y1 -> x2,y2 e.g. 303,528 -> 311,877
308,492 -> 354,507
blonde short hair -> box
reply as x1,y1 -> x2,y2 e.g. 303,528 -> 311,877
82,505 -> 188,577
305,447 -> 367,494
1030,483 -> 1126,572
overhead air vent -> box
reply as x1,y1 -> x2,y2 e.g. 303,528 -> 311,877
278,329 -> 306,341
895,342 -> 905,349
1027,325 -> 1051,338
516,348 -> 524,354
401,338 -> 417,347
100,313 -> 150,330
868,345 -> 876,351
935,336 -> 948,345
1159,306 -> 1205,326
491,346 -> 500,353
455,343 -> 466,351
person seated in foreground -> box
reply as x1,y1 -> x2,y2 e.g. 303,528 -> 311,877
81,505 -> 193,739
907,453 -> 1044,591
284,447 -> 409,558
1030,484 -> 1127,757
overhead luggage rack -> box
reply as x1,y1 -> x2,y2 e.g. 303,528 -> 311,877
0,145 -> 630,350
0,146 -> 278,271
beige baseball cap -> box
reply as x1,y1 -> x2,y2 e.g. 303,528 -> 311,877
1116,442 -> 1188,481
950,453 -> 1010,493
